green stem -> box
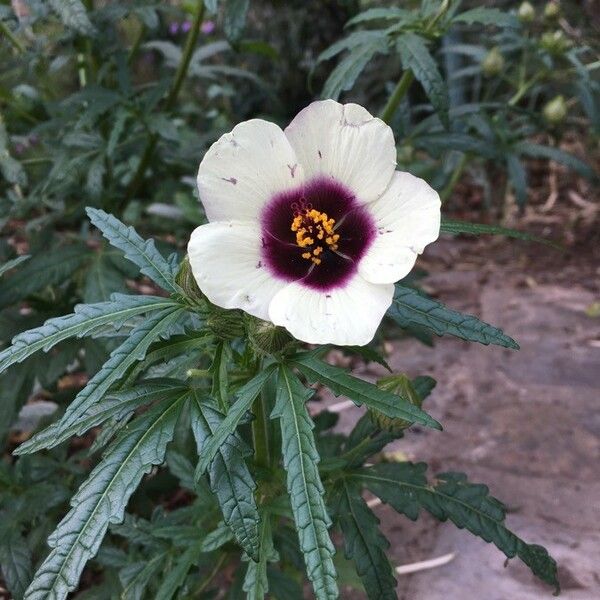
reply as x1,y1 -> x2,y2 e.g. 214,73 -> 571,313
124,0 -> 205,200
252,365 -> 271,470
440,153 -> 469,202
379,0 -> 451,125
380,70 -> 415,125
1,20 -> 25,54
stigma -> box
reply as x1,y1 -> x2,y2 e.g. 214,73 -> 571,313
291,207 -> 340,266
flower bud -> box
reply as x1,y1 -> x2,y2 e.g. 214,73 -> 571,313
544,1 -> 560,20
246,317 -> 294,356
206,305 -> 245,340
518,2 -> 535,23
540,30 -> 570,54
175,256 -> 204,306
481,47 -> 505,77
543,95 -> 567,124
369,374 -> 423,434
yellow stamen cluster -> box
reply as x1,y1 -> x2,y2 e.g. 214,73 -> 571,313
291,209 -> 340,266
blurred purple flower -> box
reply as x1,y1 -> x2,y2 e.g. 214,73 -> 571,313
14,143 -> 26,155
181,20 -> 192,33
168,22 -> 179,36
201,20 -> 215,34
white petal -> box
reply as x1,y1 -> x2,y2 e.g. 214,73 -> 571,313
188,222 -> 285,320
197,119 -> 303,222
268,276 -> 394,346
359,171 -> 441,285
284,100 -> 396,204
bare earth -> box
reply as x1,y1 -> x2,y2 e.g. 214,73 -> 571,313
320,235 -> 600,600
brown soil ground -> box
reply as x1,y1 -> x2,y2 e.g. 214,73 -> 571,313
318,228 -> 600,600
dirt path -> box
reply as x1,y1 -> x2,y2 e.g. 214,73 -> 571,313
322,236 -> 600,599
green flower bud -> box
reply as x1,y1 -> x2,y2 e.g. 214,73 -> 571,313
543,95 -> 567,124
369,374 -> 423,434
206,305 -> 245,340
246,317 -> 294,356
544,1 -> 560,20
518,1 -> 535,23
540,30 -> 570,54
175,256 -> 204,307
481,47 -> 505,77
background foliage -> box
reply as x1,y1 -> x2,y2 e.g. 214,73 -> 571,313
0,0 -> 598,598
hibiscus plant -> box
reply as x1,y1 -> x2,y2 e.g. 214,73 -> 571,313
0,99 -> 560,599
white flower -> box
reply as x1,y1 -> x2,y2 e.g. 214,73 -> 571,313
188,100 -> 440,346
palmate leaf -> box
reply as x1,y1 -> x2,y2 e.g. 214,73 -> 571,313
190,391 -> 261,561
0,295 -> 176,375
154,543 -> 203,600
345,7 -> 412,27
330,480 -> 397,600
23,393 -> 187,600
0,244 -> 89,310
387,285 -> 519,349
272,365 -> 338,600
355,463 -> 559,593
291,353 -> 441,430
15,307 -> 186,455
440,218 -> 561,249
86,208 -> 180,294
396,33 -> 449,128
243,512 -> 278,600
196,364 -> 277,475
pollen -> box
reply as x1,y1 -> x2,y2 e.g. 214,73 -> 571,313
291,207 -> 339,265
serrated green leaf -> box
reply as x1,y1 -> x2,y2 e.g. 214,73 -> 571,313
514,142 -> 598,181
23,394 -> 186,600
0,295 -> 173,376
291,353 -> 441,430
86,208 -> 180,293
0,245 -> 89,309
155,544 -> 202,600
355,464 -> 559,593
317,30 -> 387,64
48,0 -> 95,35
506,153 -> 528,207
15,307 -> 186,455
271,365 -> 338,600
346,7 -> 412,27
190,392 -> 260,561
196,364 -> 277,475
0,255 -> 29,278
243,513 -> 278,600
0,527 -> 33,600
388,285 -> 519,349
224,0 -> 249,43
453,7 -> 517,27
322,39 -> 388,100
201,521 -> 234,552
396,33 -> 449,128
330,480 -> 396,600
125,331 -> 211,384
440,218 -> 561,249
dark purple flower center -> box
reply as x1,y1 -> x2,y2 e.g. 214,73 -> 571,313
261,177 -> 376,291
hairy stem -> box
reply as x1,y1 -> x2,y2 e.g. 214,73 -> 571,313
124,0 -> 205,200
